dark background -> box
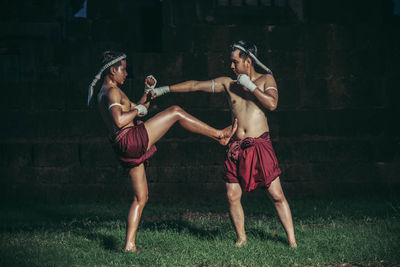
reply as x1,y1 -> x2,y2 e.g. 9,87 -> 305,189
0,0 -> 399,202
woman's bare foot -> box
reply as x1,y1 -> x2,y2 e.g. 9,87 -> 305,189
219,119 -> 238,145
289,241 -> 298,248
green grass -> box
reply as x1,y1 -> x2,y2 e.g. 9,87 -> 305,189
1,195 -> 399,266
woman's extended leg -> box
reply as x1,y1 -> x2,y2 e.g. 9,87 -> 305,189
124,163 -> 148,252
144,105 -> 237,149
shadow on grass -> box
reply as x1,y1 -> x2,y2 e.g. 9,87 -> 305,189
70,219 -> 224,252
141,219 -> 222,240
85,232 -> 121,251
142,219 -> 288,245
247,228 -> 287,245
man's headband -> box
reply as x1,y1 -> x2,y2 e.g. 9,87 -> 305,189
87,54 -> 127,106
232,44 -> 272,75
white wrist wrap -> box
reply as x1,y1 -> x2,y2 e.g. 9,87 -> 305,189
134,104 -> 148,116
153,86 -> 170,97
144,88 -> 154,95
237,74 -> 257,93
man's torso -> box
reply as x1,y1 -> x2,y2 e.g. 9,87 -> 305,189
226,74 -> 272,140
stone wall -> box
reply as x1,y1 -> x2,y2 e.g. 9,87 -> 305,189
1,0 -> 399,202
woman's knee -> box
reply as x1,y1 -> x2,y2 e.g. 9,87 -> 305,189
167,105 -> 184,115
134,193 -> 149,206
164,105 -> 186,121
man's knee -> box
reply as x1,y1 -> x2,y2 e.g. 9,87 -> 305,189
267,177 -> 286,203
268,189 -> 285,204
226,186 -> 242,203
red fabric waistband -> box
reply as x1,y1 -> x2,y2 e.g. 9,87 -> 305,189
230,132 -> 270,149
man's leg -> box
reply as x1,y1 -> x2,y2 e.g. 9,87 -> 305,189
124,163 -> 148,252
266,177 -> 297,247
144,105 -> 237,147
226,182 -> 247,247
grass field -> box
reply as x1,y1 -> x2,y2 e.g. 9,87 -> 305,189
1,195 -> 399,266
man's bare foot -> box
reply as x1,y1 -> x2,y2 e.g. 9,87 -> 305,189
219,119 -> 238,145
124,242 -> 138,253
289,241 -> 297,248
234,238 -> 247,248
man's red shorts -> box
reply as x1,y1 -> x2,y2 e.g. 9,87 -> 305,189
223,132 -> 281,192
109,121 -> 156,169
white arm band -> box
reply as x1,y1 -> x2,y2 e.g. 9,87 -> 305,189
134,104 -> 148,116
108,103 -> 123,110
265,86 -> 278,93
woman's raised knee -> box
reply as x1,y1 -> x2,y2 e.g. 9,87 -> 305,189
165,105 -> 185,120
168,105 -> 183,114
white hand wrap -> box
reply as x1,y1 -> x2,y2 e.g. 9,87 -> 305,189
134,104 -> 148,116
152,86 -> 170,97
237,74 -> 257,93
145,75 -> 157,89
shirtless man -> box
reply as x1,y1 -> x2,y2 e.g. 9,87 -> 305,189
148,41 -> 297,248
88,51 -> 237,252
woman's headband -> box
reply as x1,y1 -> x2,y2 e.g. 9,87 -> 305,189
87,54 -> 127,106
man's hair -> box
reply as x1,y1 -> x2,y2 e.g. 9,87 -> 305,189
230,40 -> 258,62
101,51 -> 125,77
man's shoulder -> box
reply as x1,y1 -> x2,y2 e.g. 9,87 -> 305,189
259,72 -> 274,81
258,73 -> 276,87
100,86 -> 123,102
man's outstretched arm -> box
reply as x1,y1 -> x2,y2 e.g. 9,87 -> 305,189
151,77 -> 232,97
